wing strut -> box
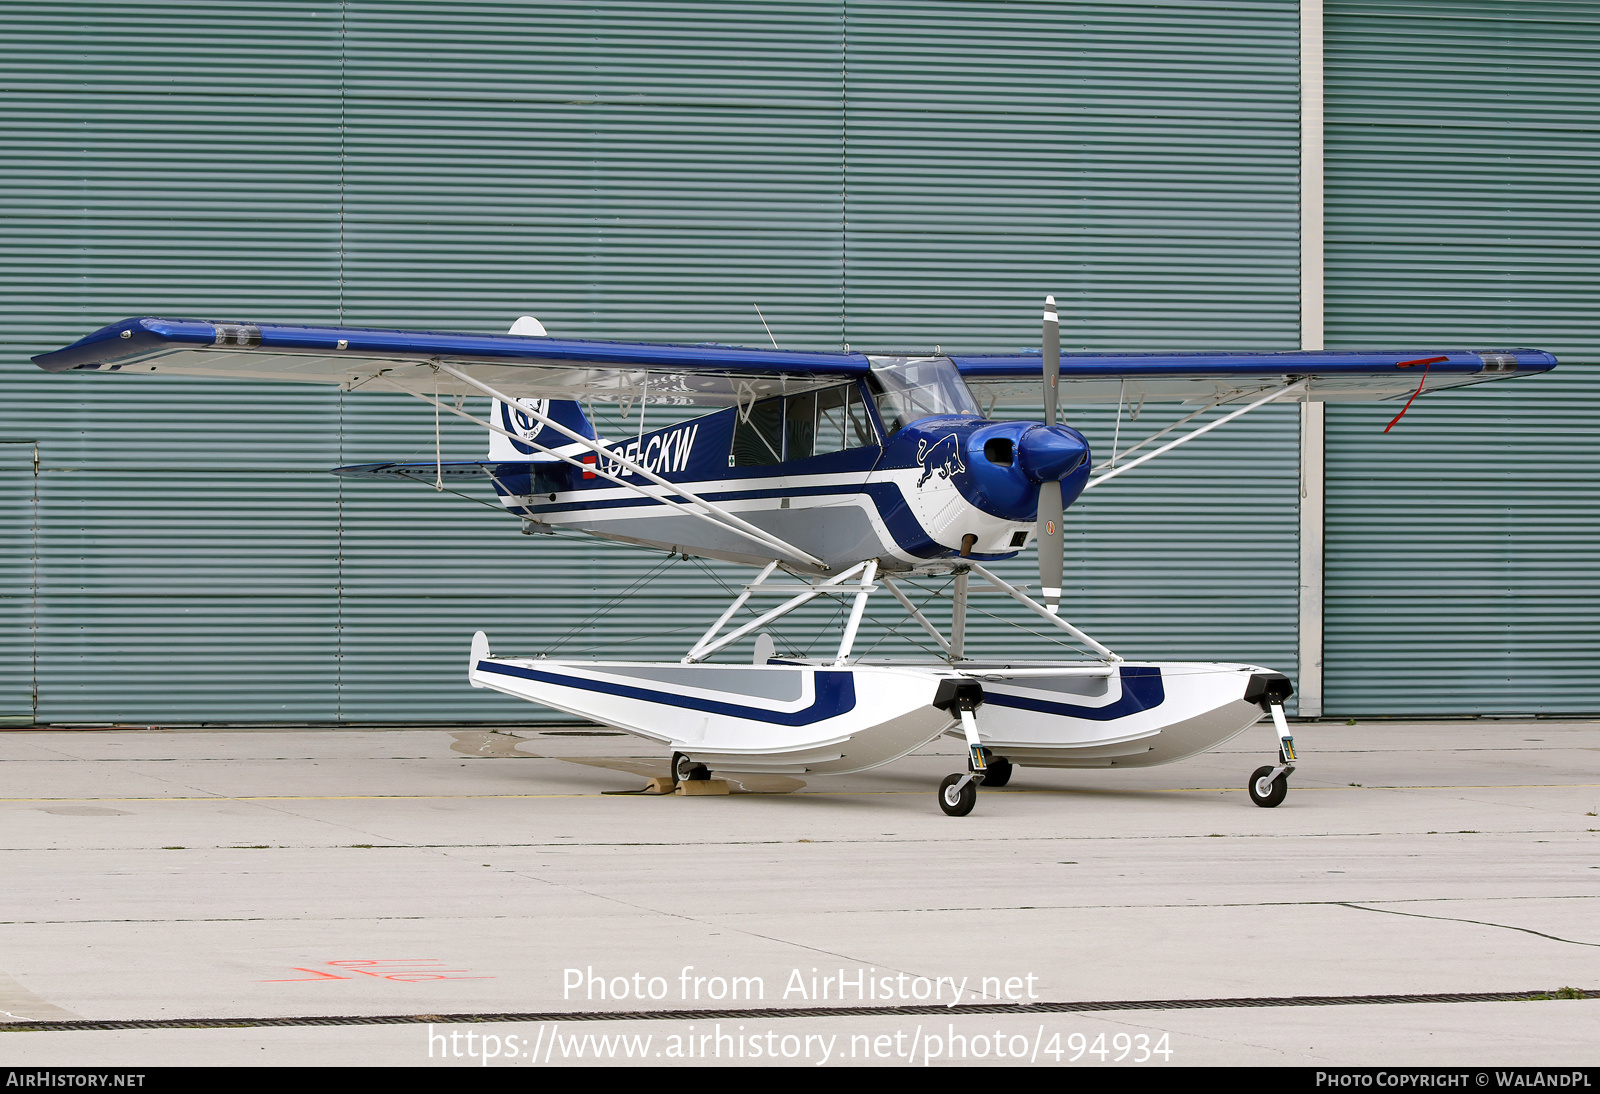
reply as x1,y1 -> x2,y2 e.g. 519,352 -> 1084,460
965,563 -> 1121,662
376,365 -> 828,571
1081,380 -> 1308,493
1104,397 -> 1225,465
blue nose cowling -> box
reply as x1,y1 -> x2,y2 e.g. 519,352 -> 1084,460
1017,424 -> 1089,483
957,421 -> 1093,523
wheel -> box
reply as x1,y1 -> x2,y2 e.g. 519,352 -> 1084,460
978,758 -> 1013,788
1248,765 -> 1288,808
672,751 -> 709,783
938,773 -> 977,817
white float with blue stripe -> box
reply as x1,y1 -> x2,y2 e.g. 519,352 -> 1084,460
468,634 -> 967,776
960,661 -> 1290,770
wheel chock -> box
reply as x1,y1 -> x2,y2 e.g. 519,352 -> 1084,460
676,779 -> 731,796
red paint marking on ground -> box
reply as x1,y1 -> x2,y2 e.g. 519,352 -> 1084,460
258,959 -> 494,983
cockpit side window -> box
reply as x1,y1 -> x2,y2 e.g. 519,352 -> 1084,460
848,384 -> 879,448
865,356 -> 980,438
813,382 -> 878,455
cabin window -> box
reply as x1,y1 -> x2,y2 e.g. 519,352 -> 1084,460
814,386 -> 849,455
785,391 -> 817,460
730,397 -> 784,466
730,385 -> 877,467
847,387 -> 877,448
805,384 -> 879,458
813,383 -> 876,455
865,355 -> 980,438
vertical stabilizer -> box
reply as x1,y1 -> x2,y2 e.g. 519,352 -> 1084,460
489,317 -> 598,459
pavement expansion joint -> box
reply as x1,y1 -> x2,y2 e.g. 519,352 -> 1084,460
3,894 -> 1596,928
2,989 -> 1597,1034
1,825 -> 1592,853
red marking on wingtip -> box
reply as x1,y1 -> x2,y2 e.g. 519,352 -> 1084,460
1385,359 -> 1446,432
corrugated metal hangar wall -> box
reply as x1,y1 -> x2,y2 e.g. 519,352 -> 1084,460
0,1 -> 1593,724
1321,1 -> 1599,715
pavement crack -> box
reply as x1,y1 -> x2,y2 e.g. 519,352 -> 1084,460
1337,902 -> 1600,948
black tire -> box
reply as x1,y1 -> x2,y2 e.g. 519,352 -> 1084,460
672,752 -> 709,783
938,773 -> 977,817
978,758 -> 1013,788
1248,765 -> 1288,808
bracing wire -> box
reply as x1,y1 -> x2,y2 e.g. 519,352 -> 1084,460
686,554 -> 743,600
857,609 -> 944,659
800,598 -> 851,659
540,555 -> 678,656
548,620 -> 709,657
387,472 -> 526,518
904,577 -> 1094,656
857,575 -> 953,659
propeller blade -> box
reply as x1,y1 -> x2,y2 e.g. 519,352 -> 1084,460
1038,480 -> 1064,615
1039,295 -> 1064,613
1043,294 -> 1059,427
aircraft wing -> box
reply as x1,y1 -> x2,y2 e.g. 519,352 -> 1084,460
33,317 -> 1556,408
953,348 -> 1557,405
31,317 -> 868,407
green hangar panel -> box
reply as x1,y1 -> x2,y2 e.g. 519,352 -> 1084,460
1323,1 -> 1600,714
4,1 -> 1590,723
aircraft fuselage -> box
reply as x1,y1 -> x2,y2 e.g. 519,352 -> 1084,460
490,366 -> 1093,572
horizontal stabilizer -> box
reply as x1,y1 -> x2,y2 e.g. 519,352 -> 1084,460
334,460 -> 525,480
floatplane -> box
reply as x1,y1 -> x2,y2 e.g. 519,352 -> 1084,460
35,304 -> 1553,814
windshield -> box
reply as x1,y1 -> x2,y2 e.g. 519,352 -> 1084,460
865,356 -> 981,437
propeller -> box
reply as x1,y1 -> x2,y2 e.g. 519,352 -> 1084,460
1037,295 -> 1064,615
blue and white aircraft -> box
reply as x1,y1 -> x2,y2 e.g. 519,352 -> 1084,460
36,305 -> 1554,815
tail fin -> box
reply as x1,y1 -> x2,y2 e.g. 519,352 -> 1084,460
489,397 -> 596,458
489,316 -> 597,459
